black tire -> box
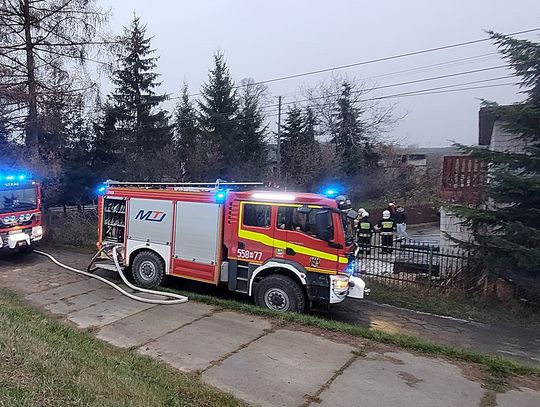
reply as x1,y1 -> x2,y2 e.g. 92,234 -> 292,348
254,275 -> 306,313
131,251 -> 165,288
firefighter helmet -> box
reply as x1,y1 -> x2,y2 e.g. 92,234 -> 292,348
382,210 -> 391,219
362,211 -> 369,218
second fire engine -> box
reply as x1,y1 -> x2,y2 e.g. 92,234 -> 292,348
95,181 -> 365,312
0,172 -> 43,253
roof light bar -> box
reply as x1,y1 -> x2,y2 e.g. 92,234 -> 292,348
251,192 -> 296,201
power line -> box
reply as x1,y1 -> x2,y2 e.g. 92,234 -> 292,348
166,27 -> 539,100
257,65 -> 512,112
101,79 -> 517,133
259,77 -> 516,115
167,64 -> 514,120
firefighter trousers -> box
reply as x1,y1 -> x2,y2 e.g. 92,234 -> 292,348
381,234 -> 394,254
357,236 -> 372,254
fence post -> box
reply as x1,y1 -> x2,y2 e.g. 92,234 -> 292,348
428,246 -> 434,288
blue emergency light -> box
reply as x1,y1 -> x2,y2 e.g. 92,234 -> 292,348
0,172 -> 30,184
215,190 -> 227,204
96,184 -> 107,195
322,185 -> 341,198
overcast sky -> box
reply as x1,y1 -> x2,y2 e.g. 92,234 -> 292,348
101,0 -> 539,147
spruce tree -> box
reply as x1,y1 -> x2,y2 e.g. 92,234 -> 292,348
92,103 -> 123,179
174,83 -> 201,180
110,15 -> 171,180
450,32 -> 540,288
198,51 -> 239,179
280,105 -> 321,189
333,81 -> 379,177
236,80 -> 268,178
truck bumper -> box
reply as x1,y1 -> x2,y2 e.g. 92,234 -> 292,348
0,226 -> 42,250
329,275 -> 367,304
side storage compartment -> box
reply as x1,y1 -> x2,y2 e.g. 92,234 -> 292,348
102,197 -> 126,243
172,201 -> 221,283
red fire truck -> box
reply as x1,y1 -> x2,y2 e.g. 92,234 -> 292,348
0,173 -> 43,253
96,181 -> 365,312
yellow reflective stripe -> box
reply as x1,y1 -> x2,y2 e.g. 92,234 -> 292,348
305,267 -> 337,274
238,229 -> 348,264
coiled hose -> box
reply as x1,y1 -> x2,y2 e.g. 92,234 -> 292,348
35,244 -> 188,305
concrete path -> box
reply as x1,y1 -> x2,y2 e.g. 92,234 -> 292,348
1,247 -> 539,407
331,300 -> 540,366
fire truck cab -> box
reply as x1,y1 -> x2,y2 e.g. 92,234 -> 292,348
97,181 -> 365,312
0,173 -> 43,253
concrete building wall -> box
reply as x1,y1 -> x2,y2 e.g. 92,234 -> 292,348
439,207 -> 473,249
490,122 -> 527,154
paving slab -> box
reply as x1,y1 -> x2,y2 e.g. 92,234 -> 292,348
66,295 -> 155,328
139,311 -> 271,372
317,351 -> 484,407
25,279 -> 106,306
203,329 -> 355,407
96,301 -> 214,348
497,387 -> 540,407
45,288 -> 118,315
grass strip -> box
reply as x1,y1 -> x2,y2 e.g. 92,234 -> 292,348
366,281 -> 539,324
165,288 -> 540,378
0,288 -> 243,407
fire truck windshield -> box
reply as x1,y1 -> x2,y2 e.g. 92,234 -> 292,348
0,187 -> 37,213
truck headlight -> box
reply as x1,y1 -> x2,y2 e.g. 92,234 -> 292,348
32,226 -> 43,238
332,275 -> 350,291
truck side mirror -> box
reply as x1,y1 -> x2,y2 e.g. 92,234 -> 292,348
347,210 -> 358,220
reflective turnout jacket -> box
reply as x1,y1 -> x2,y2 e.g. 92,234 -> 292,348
357,220 -> 373,237
377,219 -> 396,235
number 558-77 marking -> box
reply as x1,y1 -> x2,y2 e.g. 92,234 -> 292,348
237,249 -> 263,261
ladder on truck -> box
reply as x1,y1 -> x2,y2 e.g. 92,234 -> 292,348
105,180 -> 268,192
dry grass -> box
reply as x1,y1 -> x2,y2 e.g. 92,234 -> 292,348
0,288 -> 243,407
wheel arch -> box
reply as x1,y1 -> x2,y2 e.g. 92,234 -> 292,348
248,260 -> 307,296
128,247 -> 166,271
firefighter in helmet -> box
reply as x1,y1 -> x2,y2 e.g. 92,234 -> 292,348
356,211 -> 373,255
377,210 -> 396,254
354,207 -> 366,229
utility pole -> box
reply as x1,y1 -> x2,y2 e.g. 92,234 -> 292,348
276,95 -> 282,180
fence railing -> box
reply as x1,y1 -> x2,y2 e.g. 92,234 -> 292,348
354,238 -> 478,291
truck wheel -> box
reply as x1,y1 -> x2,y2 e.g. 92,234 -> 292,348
255,275 -> 306,313
132,251 -> 165,288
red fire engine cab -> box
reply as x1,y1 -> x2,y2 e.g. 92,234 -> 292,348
0,173 -> 43,253
97,181 -> 365,312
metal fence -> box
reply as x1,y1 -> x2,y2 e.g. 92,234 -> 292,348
353,236 -> 479,291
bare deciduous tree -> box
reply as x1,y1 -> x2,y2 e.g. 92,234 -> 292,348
0,0 -> 110,164
300,74 -> 400,144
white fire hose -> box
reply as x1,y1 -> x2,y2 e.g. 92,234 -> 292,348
35,245 -> 188,305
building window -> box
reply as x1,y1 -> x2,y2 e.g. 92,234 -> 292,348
243,204 -> 271,228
